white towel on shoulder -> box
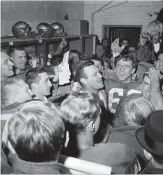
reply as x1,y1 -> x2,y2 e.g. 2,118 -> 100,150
58,51 -> 71,85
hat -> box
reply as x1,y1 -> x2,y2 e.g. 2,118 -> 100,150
146,19 -> 163,34
136,110 -> 163,158
157,8 -> 163,24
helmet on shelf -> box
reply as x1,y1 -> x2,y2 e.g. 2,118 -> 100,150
36,22 -> 54,38
51,22 -> 65,36
12,21 -> 31,39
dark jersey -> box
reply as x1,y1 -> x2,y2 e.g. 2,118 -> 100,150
105,79 -> 141,113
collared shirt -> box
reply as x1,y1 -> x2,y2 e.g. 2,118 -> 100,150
33,96 -> 48,101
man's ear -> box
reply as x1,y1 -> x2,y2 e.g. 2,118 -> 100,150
9,94 -> 16,104
144,149 -> 153,160
80,78 -> 86,85
64,131 -> 69,148
10,57 -> 13,61
31,83 -> 37,90
88,121 -> 95,133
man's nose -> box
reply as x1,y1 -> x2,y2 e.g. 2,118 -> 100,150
98,72 -> 102,78
9,60 -> 14,66
48,79 -> 52,87
120,66 -> 125,70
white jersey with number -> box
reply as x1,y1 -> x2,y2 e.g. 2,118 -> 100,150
105,79 -> 141,113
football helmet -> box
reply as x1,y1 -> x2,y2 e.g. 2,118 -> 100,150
36,22 -> 54,38
12,21 -> 31,39
51,22 -> 65,36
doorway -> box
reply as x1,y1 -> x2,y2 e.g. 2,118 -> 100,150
102,25 -> 142,47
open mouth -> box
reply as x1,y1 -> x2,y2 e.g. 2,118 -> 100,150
98,79 -> 103,83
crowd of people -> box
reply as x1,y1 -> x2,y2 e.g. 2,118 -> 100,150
1,17 -> 163,174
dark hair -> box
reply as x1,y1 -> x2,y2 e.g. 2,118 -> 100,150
69,50 -> 81,58
74,60 -> 94,85
101,38 -> 109,44
8,47 -> 25,57
121,38 -> 130,44
68,50 -> 81,80
25,68 -> 46,88
95,44 -> 104,49
51,54 -> 63,67
114,54 -> 138,70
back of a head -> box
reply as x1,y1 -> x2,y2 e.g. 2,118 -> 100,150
51,54 -> 63,67
124,95 -> 154,126
73,60 -> 94,84
1,77 -> 25,106
114,94 -> 154,127
8,100 -> 65,162
60,92 -> 101,133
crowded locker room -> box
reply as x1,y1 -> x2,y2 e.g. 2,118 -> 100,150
1,1 -> 163,174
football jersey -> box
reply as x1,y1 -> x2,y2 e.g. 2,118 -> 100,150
105,79 -> 141,113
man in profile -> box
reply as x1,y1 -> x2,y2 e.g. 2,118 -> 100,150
1,50 -> 14,82
25,68 -> 52,101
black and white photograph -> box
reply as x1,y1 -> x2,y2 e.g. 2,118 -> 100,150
1,0 -> 163,174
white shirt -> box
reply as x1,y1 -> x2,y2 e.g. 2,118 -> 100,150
33,96 -> 48,101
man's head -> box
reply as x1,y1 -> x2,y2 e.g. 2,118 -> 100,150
147,19 -> 162,44
1,51 -> 14,81
121,39 -> 129,47
68,50 -> 80,80
69,50 -> 80,61
155,53 -> 163,73
114,54 -> 138,83
26,68 -> 52,98
114,94 -> 154,127
95,44 -> 105,58
8,47 -> 27,70
74,60 -> 104,92
8,100 -> 66,162
136,110 -> 163,166
1,77 -> 33,106
101,38 -> 109,48
61,92 -> 101,135
90,57 -> 103,71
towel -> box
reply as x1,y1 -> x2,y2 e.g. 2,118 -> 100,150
57,51 -> 71,85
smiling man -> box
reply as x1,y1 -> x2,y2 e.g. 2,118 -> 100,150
25,68 -> 52,101
137,19 -> 163,63
74,60 -> 105,98
105,54 -> 141,114
1,50 -> 14,82
8,47 -> 27,75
